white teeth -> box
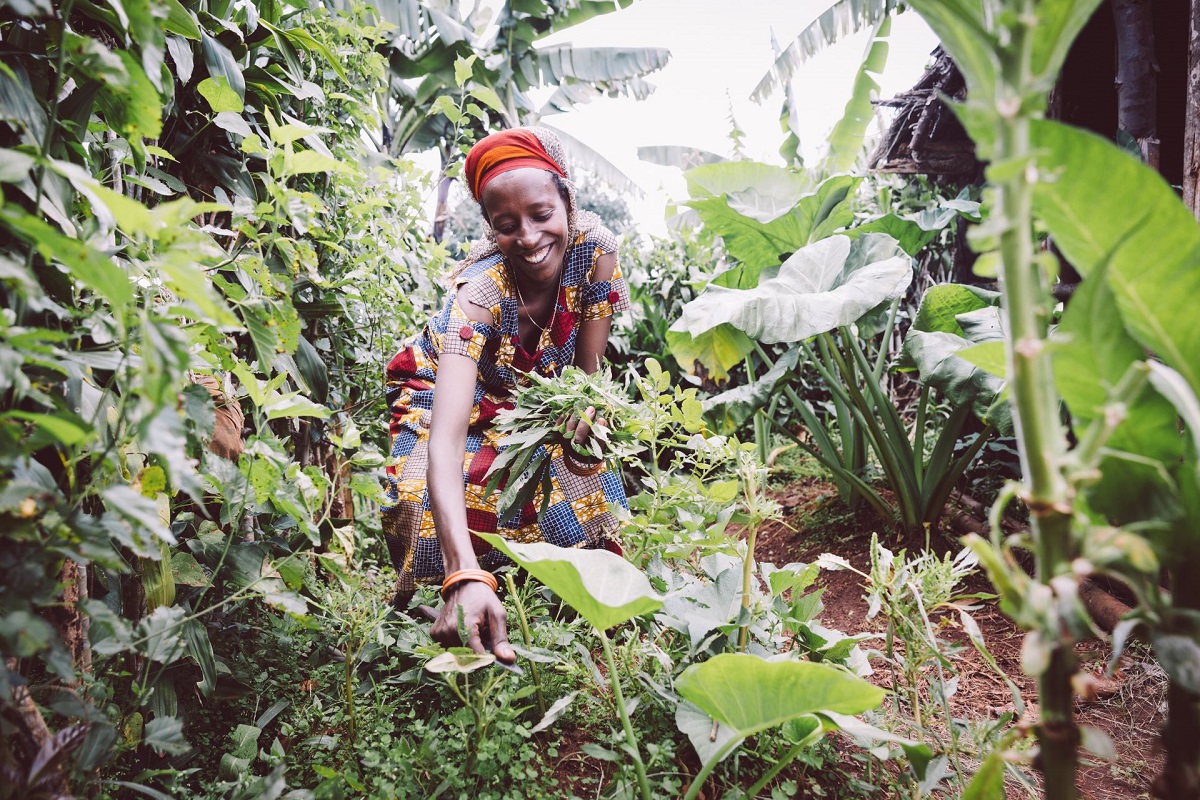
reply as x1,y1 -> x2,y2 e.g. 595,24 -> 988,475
525,245 -> 551,264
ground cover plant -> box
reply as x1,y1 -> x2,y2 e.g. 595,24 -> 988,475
2,0 -> 1198,798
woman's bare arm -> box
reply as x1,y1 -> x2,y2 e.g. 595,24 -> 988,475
426,287 -> 514,662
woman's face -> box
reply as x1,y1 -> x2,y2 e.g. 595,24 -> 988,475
481,168 -> 569,288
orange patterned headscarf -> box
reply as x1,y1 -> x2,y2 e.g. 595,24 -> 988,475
464,128 -> 567,201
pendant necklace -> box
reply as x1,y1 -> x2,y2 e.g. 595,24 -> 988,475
511,261 -> 562,346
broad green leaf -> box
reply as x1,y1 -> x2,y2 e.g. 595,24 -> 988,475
962,750 -> 1006,800
676,653 -> 884,739
1,207 -> 134,310
477,534 -> 662,631
911,283 -> 1000,337
144,716 -> 189,755
825,16 -> 891,173
676,234 -> 911,344
470,85 -> 506,113
1031,120 -> 1200,394
1053,269 -> 1182,464
674,700 -> 739,764
956,341 -> 1007,378
197,77 -> 244,113
701,348 -> 801,431
454,54 -> 477,87
171,552 -> 210,587
201,33 -> 245,102
4,410 -> 93,446
283,149 -> 350,176
665,325 -> 754,383
902,330 -> 1012,434
1148,363 -> 1200,477
687,173 -> 860,269
162,0 -> 201,39
92,51 -> 162,141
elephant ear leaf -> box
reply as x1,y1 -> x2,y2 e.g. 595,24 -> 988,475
477,535 -> 662,631
674,234 -> 912,346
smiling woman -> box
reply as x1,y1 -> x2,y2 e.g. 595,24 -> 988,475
381,127 -> 632,661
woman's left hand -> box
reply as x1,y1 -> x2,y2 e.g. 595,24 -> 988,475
563,405 -> 607,460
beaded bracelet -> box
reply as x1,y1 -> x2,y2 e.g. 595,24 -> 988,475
441,568 -> 498,598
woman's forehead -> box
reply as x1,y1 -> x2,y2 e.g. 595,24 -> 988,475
481,169 -> 563,211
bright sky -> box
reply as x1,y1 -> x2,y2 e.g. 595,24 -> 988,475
528,0 -> 941,235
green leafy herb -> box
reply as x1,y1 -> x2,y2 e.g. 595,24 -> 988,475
485,367 -> 643,520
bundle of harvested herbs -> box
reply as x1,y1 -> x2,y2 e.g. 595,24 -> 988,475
485,366 -> 644,520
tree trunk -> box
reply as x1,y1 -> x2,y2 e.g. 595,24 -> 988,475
1112,0 -> 1160,168
57,560 -> 91,678
1184,0 -> 1200,217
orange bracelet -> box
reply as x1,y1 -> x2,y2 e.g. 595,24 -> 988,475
441,568 -> 499,598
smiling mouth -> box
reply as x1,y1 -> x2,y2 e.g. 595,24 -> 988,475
522,245 -> 552,265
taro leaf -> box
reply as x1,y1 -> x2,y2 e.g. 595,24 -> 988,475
852,196 -> 983,257
1030,120 -> 1200,395
902,330 -> 1012,435
701,348 -> 801,432
911,283 -> 1000,338
686,172 -> 864,272
676,234 -> 911,345
664,325 -> 754,383
675,653 -> 885,742
1148,362 -> 1200,463
219,723 -> 260,780
674,700 -> 739,764
144,716 -> 189,755
425,649 -> 495,674
478,534 -> 662,631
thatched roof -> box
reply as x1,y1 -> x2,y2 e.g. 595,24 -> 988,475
868,47 -> 981,179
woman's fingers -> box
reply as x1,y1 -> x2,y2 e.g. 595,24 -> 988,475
431,582 -> 515,663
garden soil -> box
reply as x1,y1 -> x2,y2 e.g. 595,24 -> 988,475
753,476 -> 1166,800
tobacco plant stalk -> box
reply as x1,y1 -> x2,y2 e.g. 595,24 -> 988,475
994,1 -> 1079,793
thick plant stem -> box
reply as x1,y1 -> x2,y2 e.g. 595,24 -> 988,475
996,1 -> 1078,794
505,572 -> 546,716
598,628 -> 652,800
737,522 -> 758,653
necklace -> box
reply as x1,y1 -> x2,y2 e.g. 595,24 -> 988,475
510,262 -> 563,341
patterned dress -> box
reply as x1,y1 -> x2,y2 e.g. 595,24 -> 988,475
382,226 -> 632,599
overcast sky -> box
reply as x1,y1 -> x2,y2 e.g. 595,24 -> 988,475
530,0 -> 941,234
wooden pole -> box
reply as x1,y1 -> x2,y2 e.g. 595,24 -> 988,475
1184,0 -> 1200,217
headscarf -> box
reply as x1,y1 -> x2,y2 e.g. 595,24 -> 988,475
464,128 -> 566,201
452,126 -> 601,283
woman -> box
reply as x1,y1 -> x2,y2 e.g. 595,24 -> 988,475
382,127 -> 630,663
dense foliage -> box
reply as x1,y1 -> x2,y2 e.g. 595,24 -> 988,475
4,0 -> 1200,798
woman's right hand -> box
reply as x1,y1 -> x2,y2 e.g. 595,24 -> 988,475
431,580 -> 516,664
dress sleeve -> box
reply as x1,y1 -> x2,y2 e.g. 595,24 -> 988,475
436,276 -> 500,363
581,229 -> 632,322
